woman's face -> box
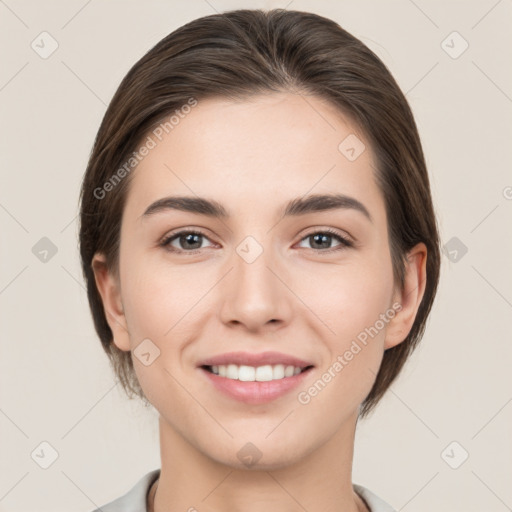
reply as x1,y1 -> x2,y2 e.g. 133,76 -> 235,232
94,92 -> 421,469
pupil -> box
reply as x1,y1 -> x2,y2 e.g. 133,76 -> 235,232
312,233 -> 330,249
182,233 -> 201,249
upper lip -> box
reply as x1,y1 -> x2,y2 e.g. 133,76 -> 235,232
198,351 -> 314,369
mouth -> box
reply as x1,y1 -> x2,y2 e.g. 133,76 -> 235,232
200,363 -> 314,382
196,351 -> 315,404
198,359 -> 315,405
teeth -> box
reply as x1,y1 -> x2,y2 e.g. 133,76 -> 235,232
284,365 -> 295,377
209,364 -> 306,381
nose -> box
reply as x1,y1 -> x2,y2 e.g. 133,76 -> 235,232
219,242 -> 292,333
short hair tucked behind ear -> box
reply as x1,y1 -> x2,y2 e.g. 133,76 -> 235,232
79,8 -> 440,418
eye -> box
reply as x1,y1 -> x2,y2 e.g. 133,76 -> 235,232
160,228 -> 353,255
160,230 -> 214,253
297,229 -> 353,252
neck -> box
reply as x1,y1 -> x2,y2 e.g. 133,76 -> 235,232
150,411 -> 368,512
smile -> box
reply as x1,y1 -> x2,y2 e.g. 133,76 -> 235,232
203,363 -> 312,381
199,364 -> 314,405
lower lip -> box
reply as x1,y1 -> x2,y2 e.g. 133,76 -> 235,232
199,367 -> 313,405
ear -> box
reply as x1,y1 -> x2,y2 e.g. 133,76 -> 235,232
384,242 -> 428,350
91,252 -> 131,352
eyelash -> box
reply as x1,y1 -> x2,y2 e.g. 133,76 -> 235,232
159,228 -> 354,255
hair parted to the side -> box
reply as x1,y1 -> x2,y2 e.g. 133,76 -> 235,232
78,8 -> 441,419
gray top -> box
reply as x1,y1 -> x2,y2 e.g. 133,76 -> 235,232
89,469 -> 397,512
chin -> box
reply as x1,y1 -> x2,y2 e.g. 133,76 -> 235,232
204,437 -> 309,472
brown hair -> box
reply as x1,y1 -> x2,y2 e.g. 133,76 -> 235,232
79,8 -> 441,418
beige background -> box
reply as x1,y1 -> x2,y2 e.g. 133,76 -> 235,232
1,0 -> 511,510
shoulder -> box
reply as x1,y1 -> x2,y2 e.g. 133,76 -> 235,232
353,483 -> 397,512
88,469 -> 160,512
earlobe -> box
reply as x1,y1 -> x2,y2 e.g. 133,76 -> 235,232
91,253 -> 131,352
384,242 -> 428,350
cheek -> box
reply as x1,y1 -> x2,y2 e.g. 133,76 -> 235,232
119,252 -> 211,340
309,257 -> 394,394
295,266 -> 393,418
314,259 -> 394,336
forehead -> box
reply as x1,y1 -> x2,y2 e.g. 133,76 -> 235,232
123,92 -> 385,224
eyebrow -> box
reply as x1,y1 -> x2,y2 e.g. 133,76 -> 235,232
142,193 -> 373,223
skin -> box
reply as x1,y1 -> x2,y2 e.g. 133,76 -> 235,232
93,92 -> 427,512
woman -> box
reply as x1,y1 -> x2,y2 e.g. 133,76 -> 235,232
80,8 -> 440,512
